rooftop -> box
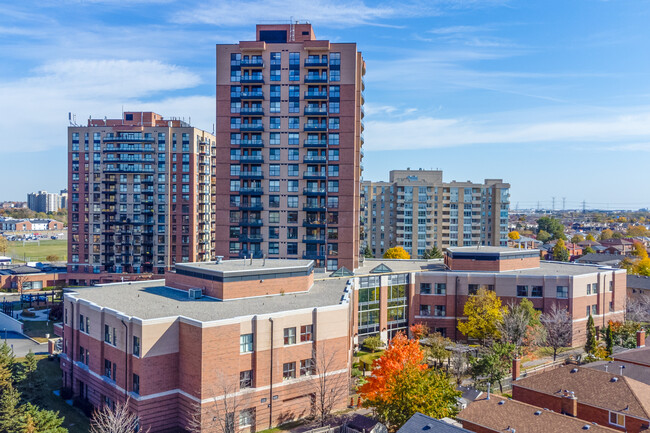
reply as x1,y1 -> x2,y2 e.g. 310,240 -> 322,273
175,259 -> 313,278
512,365 -> 650,419
397,413 -> 470,433
457,395 -> 620,433
626,275 -> 650,290
447,246 -> 534,254
66,277 -> 348,323
612,345 -> 650,368
354,259 -> 444,275
587,360 -> 650,386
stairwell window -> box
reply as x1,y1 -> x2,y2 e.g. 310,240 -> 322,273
133,336 -> 140,357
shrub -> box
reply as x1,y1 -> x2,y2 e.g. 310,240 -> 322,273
49,302 -> 63,321
21,309 -> 36,317
363,336 -> 382,353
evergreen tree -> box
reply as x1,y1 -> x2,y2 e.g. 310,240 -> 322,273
605,324 -> 614,356
422,247 -> 443,259
363,245 -> 374,258
585,315 -> 597,355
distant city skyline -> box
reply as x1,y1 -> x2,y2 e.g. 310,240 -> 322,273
1,1 -> 650,209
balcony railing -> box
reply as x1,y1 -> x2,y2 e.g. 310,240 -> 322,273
303,235 -> 326,243
240,107 -> 264,115
239,170 -> 264,179
240,91 -> 264,99
303,155 -> 327,163
304,59 -> 328,67
239,186 -> 264,194
304,139 -> 327,148
303,187 -> 326,196
240,75 -> 264,84
239,155 -> 264,163
239,139 -> 264,147
304,123 -> 327,131
239,218 -> 263,226
240,123 -> 264,132
241,58 -> 264,67
304,106 -> 328,115
304,74 -> 328,83
303,171 -> 326,179
304,91 -> 328,99
303,219 -> 326,227
303,203 -> 327,212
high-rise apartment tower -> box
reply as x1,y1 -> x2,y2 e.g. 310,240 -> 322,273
361,169 -> 510,258
215,23 -> 365,271
67,112 -> 216,275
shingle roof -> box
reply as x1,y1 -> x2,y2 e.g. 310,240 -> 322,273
574,253 -> 624,264
397,413 -> 470,433
612,346 -> 650,368
627,275 -> 650,290
457,396 -> 620,433
512,365 -> 650,419
587,360 -> 650,386
10,265 -> 42,275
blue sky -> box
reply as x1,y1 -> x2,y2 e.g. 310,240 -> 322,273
1,0 -> 650,210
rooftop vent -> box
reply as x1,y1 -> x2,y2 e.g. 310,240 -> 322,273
534,411 -> 542,416
498,401 -> 506,405
571,368 -> 579,373
583,426 -> 591,430
611,377 -> 619,382
188,288 -> 202,299
215,256 -> 224,264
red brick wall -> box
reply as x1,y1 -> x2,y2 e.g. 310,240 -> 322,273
447,255 -> 540,272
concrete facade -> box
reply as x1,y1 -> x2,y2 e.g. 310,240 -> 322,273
67,112 -> 216,276
361,169 -> 510,258
214,23 -> 364,271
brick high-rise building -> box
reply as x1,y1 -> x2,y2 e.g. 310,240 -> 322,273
215,23 -> 365,271
67,112 -> 216,275
361,169 -> 510,258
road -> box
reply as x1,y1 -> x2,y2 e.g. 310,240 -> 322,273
1,331 -> 47,357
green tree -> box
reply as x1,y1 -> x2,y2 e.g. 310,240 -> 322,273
422,246 -> 443,259
536,230 -> 551,243
0,364 -> 21,433
470,342 -> 516,393
571,234 -> 584,244
14,404 -> 66,433
423,332 -> 452,366
585,315 -> 597,355
363,245 -> 374,258
0,342 -> 15,376
537,216 -> 565,240
457,288 -> 506,344
20,350 -> 42,403
600,229 -> 614,240
612,231 -> 624,239
583,246 -> 595,255
363,336 -> 382,353
383,246 -> 411,259
605,324 -> 614,356
552,239 -> 570,262
0,237 -> 8,255
586,233 -> 596,242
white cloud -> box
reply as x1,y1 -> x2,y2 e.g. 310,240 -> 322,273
0,59 -> 203,153
363,110 -> 650,151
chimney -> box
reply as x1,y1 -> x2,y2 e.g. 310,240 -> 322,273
637,330 -> 646,348
512,357 -> 521,381
561,391 -> 578,417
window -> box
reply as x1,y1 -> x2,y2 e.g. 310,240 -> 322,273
330,52 -> 340,65
288,148 -> 299,161
287,196 -> 298,208
133,336 -> 140,357
240,333 -> 253,353
270,69 -> 281,81
284,327 -> 296,345
517,285 -> 528,297
300,359 -> 314,376
287,242 -> 298,254
289,117 -> 299,129
283,362 -> 296,380
104,359 -> 116,380
300,325 -> 313,342
269,180 -> 280,192
329,133 -> 339,145
240,370 -> 253,388
328,117 -> 340,129
586,283 -> 591,295
586,305 -> 591,317
270,101 -> 281,113
435,283 -> 446,295
133,373 -> 140,394
592,304 -> 598,315
330,70 -> 340,81
79,314 -> 86,332
240,409 -> 254,427
270,117 -> 281,129
420,283 -> 431,294
269,132 -> 280,145
531,286 -> 543,297
609,411 -> 625,427
420,305 -> 431,316
556,286 -> 568,298
287,180 -> 299,192
289,101 -> 300,113
468,284 -> 494,295
269,164 -> 280,176
434,305 -> 446,317
270,85 -> 281,98
328,149 -> 339,160
104,325 -> 116,345
269,148 -> 280,160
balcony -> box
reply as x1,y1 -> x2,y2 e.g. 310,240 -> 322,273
304,91 -> 328,100
303,235 -> 326,244
304,59 -> 328,67
239,155 -> 264,163
304,74 -> 328,83
304,139 -> 327,148
239,186 -> 264,195
103,167 -> 155,173
240,107 -> 264,115
240,91 -> 264,100
239,170 -> 264,179
303,155 -> 327,163
303,187 -> 326,196
241,58 -> 264,67
240,75 -> 264,84
304,123 -> 327,132
103,137 -> 155,143
239,234 -> 264,243
303,171 -> 326,179
303,252 -> 326,261
239,203 -> 264,211
239,218 -> 263,226
239,139 -> 264,148
304,106 -> 328,116
303,203 -> 327,212
240,123 -> 264,132
303,219 -> 326,227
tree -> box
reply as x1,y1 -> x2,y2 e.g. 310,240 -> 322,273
537,217 -> 565,240
15,404 -> 67,433
45,254 -> 60,262
20,350 -> 42,403
586,233 -> 596,242
449,345 -> 468,385
536,230 -> 551,243
91,398 -> 146,433
457,288 -> 506,344
0,237 -> 8,255
410,323 -> 429,340
612,231 -> 624,239
631,242 -> 648,259
498,299 -> 542,355
600,229 -> 614,240
540,304 -> 572,361
552,239 -> 570,262
605,325 -> 614,356
584,314 -> 597,356
309,345 -> 349,426
363,245 -> 374,258
583,246 -> 595,255
383,247 -> 410,260
363,335 -> 382,353
627,295 -> 650,323
627,225 -> 650,237
508,231 -> 520,240
470,342 -> 516,393
571,234 -> 584,244
188,371 -> 249,433
359,333 -> 459,430
422,247 -> 443,259
423,333 -> 452,367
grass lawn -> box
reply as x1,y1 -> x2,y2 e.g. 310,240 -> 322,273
257,420 -> 305,433
356,349 -> 384,367
15,355 -> 90,433
22,320 -> 55,343
8,239 -> 67,262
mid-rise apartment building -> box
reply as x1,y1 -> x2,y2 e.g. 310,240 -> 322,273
27,190 -> 61,213
67,112 -> 216,275
214,23 -> 365,271
361,169 -> 510,258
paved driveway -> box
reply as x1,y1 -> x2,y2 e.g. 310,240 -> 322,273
0,331 -> 47,357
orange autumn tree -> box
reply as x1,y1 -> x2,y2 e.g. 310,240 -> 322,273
358,333 -> 459,430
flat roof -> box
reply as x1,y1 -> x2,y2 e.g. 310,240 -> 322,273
447,246 -> 540,257
354,259 -> 445,275
66,277 -> 348,323
175,259 -> 313,277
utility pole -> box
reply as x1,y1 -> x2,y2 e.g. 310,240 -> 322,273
582,200 -> 586,214
552,197 -> 556,212
562,197 -> 566,212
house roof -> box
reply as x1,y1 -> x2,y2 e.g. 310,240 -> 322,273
512,365 -> 650,419
10,265 -> 42,275
612,346 -> 650,368
626,275 -> 650,290
397,413 -> 471,433
347,414 -> 384,432
574,253 -> 624,264
587,360 -> 650,386
457,395 -> 620,433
